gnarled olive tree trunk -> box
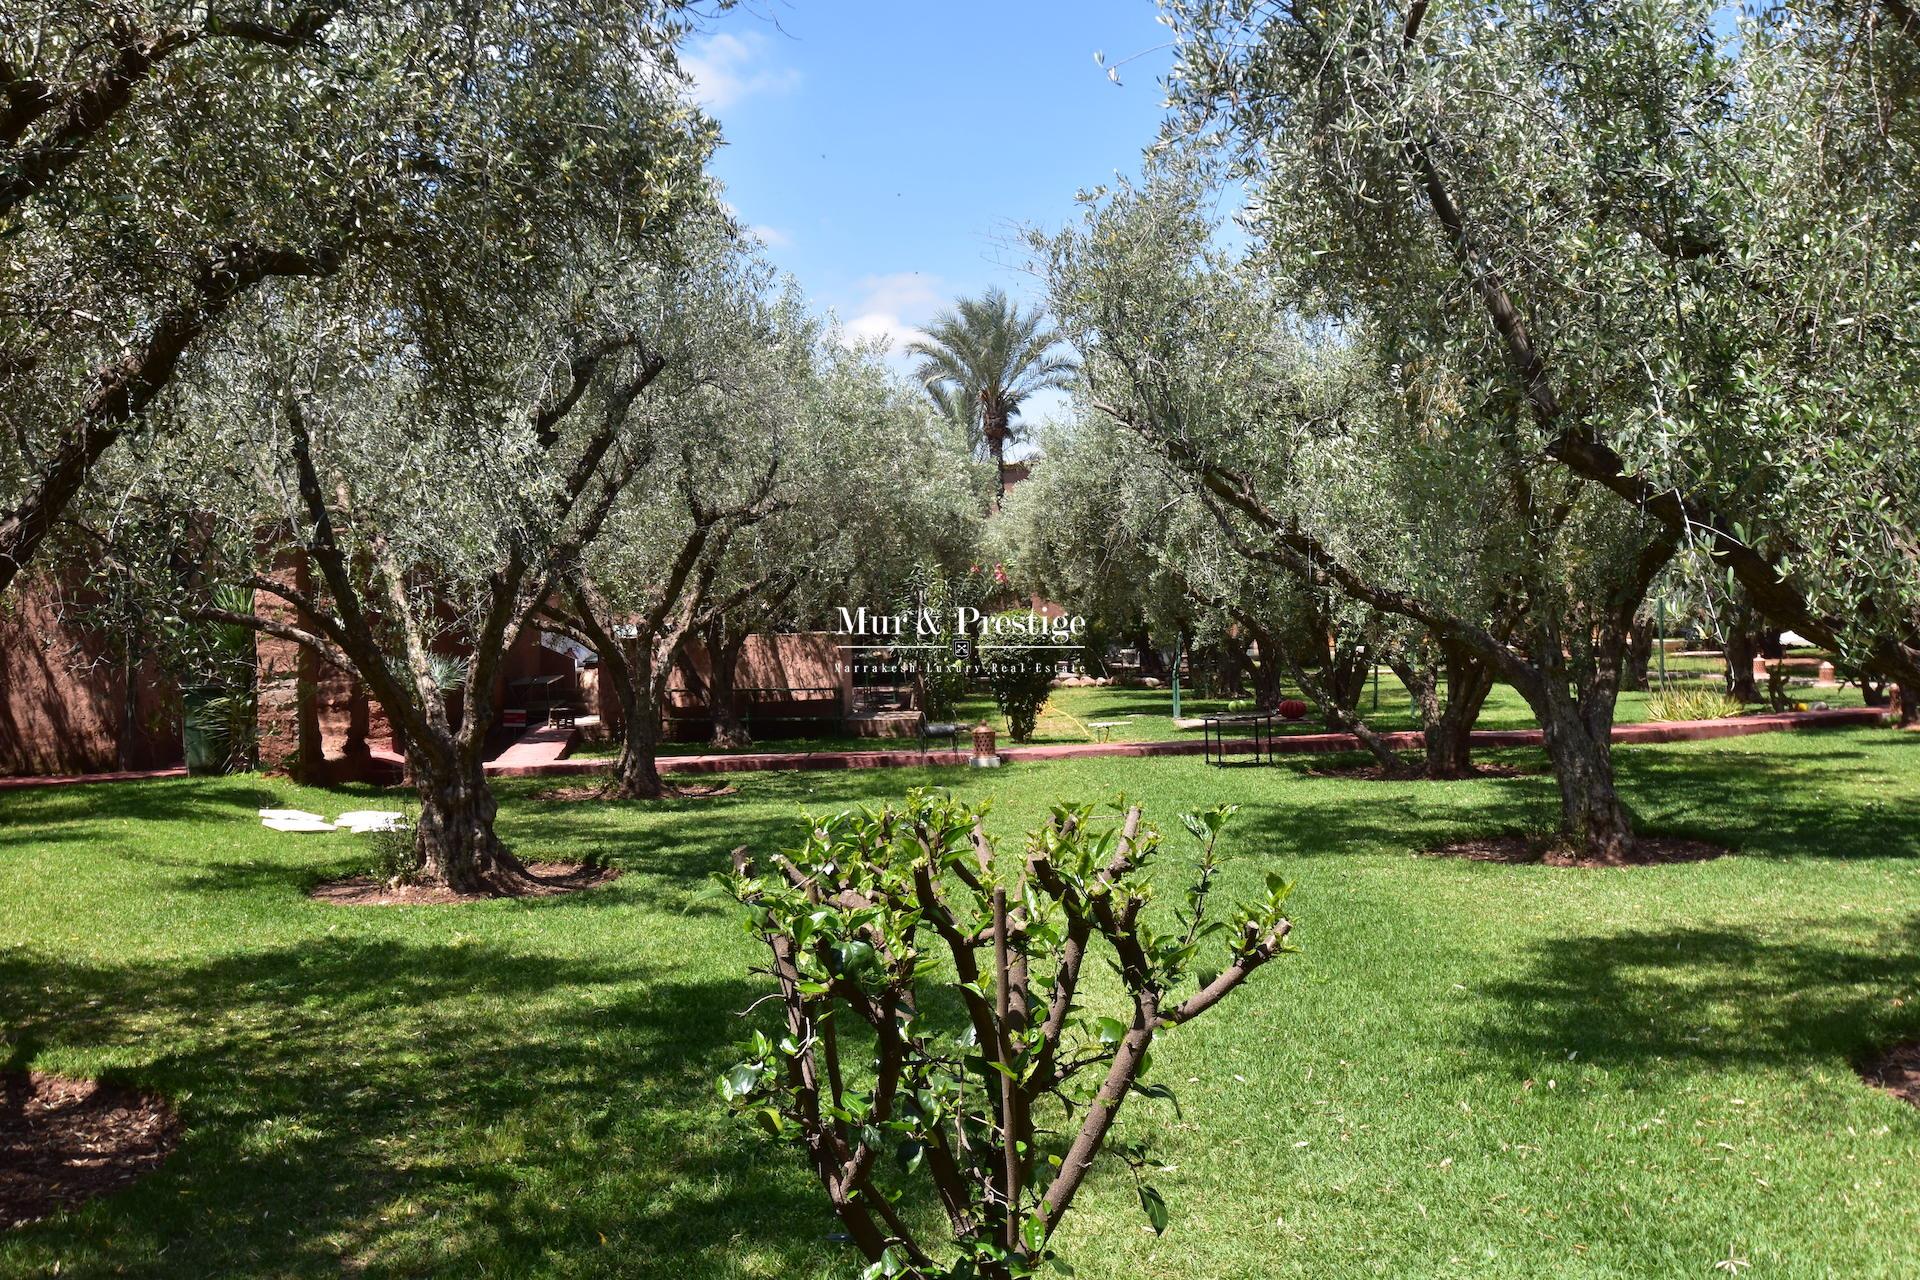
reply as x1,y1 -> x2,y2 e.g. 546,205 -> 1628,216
1723,606 -> 1760,703
1390,642 -> 1495,779
616,737 -> 667,796
1506,612 -> 1641,864
1430,651 -> 1494,779
1210,632 -> 1256,698
1532,690 -> 1635,862
577,623 -> 675,800
1276,644 -> 1414,777
1250,648 -> 1285,707
702,615 -> 753,750
1319,642 -> 1369,728
1623,618 -> 1654,692
546,553 -> 721,801
409,745 -> 527,893
612,674 -> 670,799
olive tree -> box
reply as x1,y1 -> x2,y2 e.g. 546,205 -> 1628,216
158,220 -> 749,892
1,0 -> 721,597
546,325 -> 985,792
539,277 -> 817,798
987,417 -> 1192,688
998,411 -> 1494,776
688,337 -> 987,746
1041,172 -> 1675,858
1158,0 -> 1920,713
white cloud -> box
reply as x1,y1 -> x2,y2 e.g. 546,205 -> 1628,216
837,272 -> 946,356
842,312 -> 926,352
681,32 -> 801,112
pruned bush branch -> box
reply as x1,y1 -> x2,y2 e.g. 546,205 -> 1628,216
720,791 -> 1295,1280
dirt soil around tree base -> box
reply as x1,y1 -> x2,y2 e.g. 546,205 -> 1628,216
1859,1042 -> 1920,1108
309,861 -> 622,906
1302,759 -> 1544,781
1423,834 -> 1729,867
1,1072 -> 179,1230
529,781 -> 738,803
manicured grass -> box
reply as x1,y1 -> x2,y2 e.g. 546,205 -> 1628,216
573,676 -> 1864,758
4,724 -> 1918,1277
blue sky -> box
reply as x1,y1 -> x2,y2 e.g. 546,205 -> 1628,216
683,2 -> 1178,402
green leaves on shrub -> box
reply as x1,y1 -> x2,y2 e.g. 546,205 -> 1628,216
718,790 -> 1297,1279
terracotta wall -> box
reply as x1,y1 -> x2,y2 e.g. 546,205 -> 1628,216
253,552 -> 390,775
674,632 -> 848,701
254,567 -> 578,773
597,632 -> 850,734
253,565 -> 309,773
259,642 -> 374,766
0,581 -> 182,776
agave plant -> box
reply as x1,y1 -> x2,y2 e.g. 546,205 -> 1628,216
182,584 -> 261,774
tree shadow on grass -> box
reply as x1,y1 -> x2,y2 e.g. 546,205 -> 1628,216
1222,771 -> 1550,861
0,781 -> 294,863
1469,916 -> 1920,1078
1217,733 -> 1920,865
1618,740 -> 1920,862
0,939 -> 846,1279
501,804 -> 827,919
113,848 -> 360,898
496,770 -> 973,914
0,778 -> 292,830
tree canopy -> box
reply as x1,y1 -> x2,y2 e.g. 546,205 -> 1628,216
1,0 -> 720,595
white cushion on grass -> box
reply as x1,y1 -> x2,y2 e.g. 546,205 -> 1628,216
335,811 -> 408,833
261,816 -> 337,833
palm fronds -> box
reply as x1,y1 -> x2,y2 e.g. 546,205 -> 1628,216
906,287 -> 1076,472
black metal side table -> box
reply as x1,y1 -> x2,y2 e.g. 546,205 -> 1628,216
1202,712 -> 1277,766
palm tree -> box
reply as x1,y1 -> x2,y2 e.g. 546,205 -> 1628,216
908,288 -> 1074,500
926,380 -> 977,445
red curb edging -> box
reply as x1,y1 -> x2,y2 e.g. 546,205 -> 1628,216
494,706 -> 1888,779
2,707 -> 1887,788
0,766 -> 189,790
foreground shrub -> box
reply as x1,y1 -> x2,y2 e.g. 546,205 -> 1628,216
1646,682 -> 1743,722
720,791 -> 1295,1279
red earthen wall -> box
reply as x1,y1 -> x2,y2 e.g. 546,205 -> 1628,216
598,632 -> 850,735
674,632 -> 848,701
0,581 -> 181,776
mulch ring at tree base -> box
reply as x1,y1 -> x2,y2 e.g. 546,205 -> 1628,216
531,781 -> 738,803
1302,760 -> 1543,781
308,861 -> 621,906
1,1072 -> 179,1231
1859,1042 -> 1920,1108
1421,835 -> 1729,868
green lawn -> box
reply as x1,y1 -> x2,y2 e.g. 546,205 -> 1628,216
574,676 -> 1865,759
4,724 -> 1918,1277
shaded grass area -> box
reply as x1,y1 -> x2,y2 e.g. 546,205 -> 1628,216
2,727 -> 1918,1277
569,677 -> 1866,758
